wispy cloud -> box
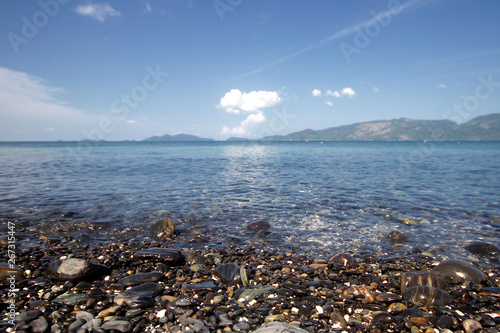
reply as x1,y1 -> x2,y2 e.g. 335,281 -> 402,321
232,0 -> 429,80
437,83 -> 448,89
75,2 -> 121,22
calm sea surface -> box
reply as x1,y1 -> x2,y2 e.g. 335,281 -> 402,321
1,141 -> 499,263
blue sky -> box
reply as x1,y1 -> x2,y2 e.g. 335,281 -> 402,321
1,0 -> 499,141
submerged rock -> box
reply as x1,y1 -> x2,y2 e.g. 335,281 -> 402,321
329,253 -> 355,266
465,242 -> 500,257
386,230 -> 408,244
150,218 -> 175,239
44,258 -> 111,282
434,259 -> 485,283
247,221 -> 270,231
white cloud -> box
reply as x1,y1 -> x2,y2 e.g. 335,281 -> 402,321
145,1 -> 152,13
325,90 -> 342,98
372,86 -> 380,93
325,101 -> 333,107
219,89 -> 281,114
75,3 -> 121,22
341,87 -> 356,98
437,83 -> 448,89
219,89 -> 281,137
312,89 -> 322,97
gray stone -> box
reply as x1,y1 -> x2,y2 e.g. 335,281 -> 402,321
75,310 -> 94,322
253,322 -> 309,333
101,320 -> 133,332
133,248 -> 183,265
29,317 -> 49,333
44,258 -> 111,281
118,272 -> 164,286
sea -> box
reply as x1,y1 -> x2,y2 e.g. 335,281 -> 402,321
1,141 -> 499,265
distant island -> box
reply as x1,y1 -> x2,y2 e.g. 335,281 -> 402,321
144,113 -> 500,142
143,133 -> 215,142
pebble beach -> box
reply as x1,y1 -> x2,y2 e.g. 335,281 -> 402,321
1,219 -> 500,333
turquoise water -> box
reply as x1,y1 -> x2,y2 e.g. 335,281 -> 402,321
1,141 -> 499,261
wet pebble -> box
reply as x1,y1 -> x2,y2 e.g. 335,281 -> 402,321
117,272 -> 164,286
462,319 -> 482,333
402,286 -> 452,307
435,259 -> 485,283
0,262 -> 24,283
247,221 -> 270,231
150,218 -> 175,239
254,322 -> 310,333
133,247 -> 183,265
401,271 -> 447,293
101,320 -> 133,332
44,258 -> 111,281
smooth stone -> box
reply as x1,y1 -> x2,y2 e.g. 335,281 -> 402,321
238,285 -> 277,301
114,291 -> 155,308
330,313 -> 347,329
400,271 -> 447,293
114,283 -> 160,308
434,259 -> 485,283
182,279 -> 218,291
253,322 -> 310,333
29,317 -> 49,333
282,283 -> 308,296
465,242 -> 500,257
437,315 -> 454,329
343,285 -> 375,303
16,309 -> 43,323
462,319 -> 482,333
328,253 -> 355,266
185,317 -> 209,333
98,305 -> 122,318
81,318 -> 102,331
68,319 -> 86,332
101,320 -> 133,333
150,218 -> 175,239
233,322 -> 251,332
215,263 -> 247,285
247,221 -> 270,231
53,293 -> 91,305
118,272 -> 164,286
133,247 -> 183,265
127,281 -> 163,294
44,258 -> 111,281
75,310 -> 94,322
386,231 -> 408,244
0,262 -> 24,284
372,312 -> 395,324
402,286 -> 452,307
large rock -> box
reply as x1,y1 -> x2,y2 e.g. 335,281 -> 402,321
118,272 -> 164,286
133,248 -> 183,265
253,322 -> 309,333
214,263 -> 248,286
434,259 -> 485,283
44,258 -> 111,282
150,218 -> 175,239
114,282 -> 162,309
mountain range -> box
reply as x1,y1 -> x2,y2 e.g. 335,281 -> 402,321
143,113 -> 500,142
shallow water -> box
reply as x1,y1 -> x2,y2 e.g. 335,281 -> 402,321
1,141 -> 499,263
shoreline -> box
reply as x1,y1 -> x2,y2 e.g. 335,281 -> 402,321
2,237 -> 499,333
